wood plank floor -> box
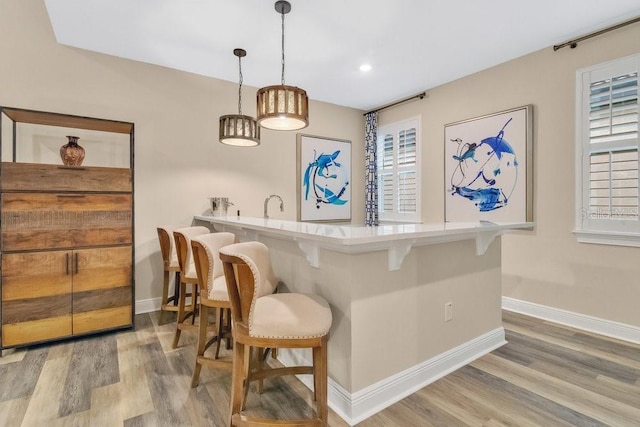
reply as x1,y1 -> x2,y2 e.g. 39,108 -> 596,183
1,310 -> 639,426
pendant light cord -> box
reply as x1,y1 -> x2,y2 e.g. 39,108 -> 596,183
238,54 -> 243,115
281,8 -> 285,85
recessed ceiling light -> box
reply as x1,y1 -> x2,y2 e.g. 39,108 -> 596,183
359,64 -> 372,72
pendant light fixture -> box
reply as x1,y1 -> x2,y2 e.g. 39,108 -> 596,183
219,48 -> 261,146
256,0 -> 309,131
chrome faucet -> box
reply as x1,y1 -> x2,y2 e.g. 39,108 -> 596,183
264,194 -> 284,219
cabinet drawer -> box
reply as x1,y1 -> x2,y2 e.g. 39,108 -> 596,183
1,193 -> 132,251
0,162 -> 131,192
1,251 -> 73,346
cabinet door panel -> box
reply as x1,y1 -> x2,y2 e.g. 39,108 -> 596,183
1,162 -> 132,192
73,306 -> 131,335
1,193 -> 132,251
1,251 -> 72,346
72,246 -> 132,333
3,294 -> 72,324
2,251 -> 71,300
2,316 -> 73,347
73,246 -> 132,292
73,287 -> 131,315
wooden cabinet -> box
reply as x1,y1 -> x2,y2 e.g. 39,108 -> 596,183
0,107 -> 134,351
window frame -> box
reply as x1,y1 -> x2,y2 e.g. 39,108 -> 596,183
377,116 -> 422,223
574,53 -> 640,247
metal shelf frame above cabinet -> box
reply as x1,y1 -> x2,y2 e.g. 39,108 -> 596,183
0,106 -> 134,168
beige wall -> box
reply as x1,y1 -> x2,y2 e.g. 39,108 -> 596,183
380,24 -> 640,327
0,0 -> 364,302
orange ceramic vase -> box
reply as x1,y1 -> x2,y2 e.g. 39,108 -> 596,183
60,135 -> 85,166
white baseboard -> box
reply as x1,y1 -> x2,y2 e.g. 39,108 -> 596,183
502,296 -> 640,344
135,297 -> 162,314
278,327 -> 506,426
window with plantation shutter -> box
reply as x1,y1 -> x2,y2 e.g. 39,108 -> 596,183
576,54 -> 640,246
377,117 -> 421,222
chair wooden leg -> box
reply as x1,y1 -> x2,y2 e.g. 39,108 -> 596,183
214,307 -> 224,359
160,269 -> 170,323
241,345 -> 253,410
191,304 -> 209,388
229,340 -> 246,427
190,284 -> 199,325
172,281 -> 187,348
313,342 -> 328,425
257,348 -> 268,394
173,271 -> 180,305
224,309 -> 233,350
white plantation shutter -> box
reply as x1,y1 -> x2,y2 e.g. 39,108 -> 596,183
398,128 -> 417,166
378,134 -> 394,170
379,173 -> 393,213
577,54 -> 640,244
589,72 -> 638,145
589,150 -> 638,219
397,128 -> 417,214
377,134 -> 394,214
398,171 -> 417,213
377,117 -> 421,222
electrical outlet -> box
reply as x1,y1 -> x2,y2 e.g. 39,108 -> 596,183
444,302 -> 453,322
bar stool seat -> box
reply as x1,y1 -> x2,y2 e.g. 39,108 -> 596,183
220,241 -> 332,426
251,293 -> 331,339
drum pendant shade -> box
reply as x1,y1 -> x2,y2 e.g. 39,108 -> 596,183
220,48 -> 260,146
256,1 -> 309,131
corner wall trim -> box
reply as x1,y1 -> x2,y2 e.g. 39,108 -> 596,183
502,297 -> 640,344
278,327 -> 506,426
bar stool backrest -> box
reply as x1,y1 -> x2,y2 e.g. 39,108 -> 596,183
191,232 -> 236,300
156,226 -> 180,270
220,241 -> 278,328
173,226 -> 210,276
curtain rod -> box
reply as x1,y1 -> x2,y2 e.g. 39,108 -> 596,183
553,15 -> 640,51
364,91 -> 426,116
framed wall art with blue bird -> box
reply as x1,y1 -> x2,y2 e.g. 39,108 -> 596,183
297,134 -> 351,222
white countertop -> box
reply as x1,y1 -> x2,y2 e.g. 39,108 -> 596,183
194,215 -> 534,270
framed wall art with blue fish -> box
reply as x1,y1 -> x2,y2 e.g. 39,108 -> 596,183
297,134 -> 351,222
444,105 -> 533,223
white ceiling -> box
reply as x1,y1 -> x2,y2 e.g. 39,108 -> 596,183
44,0 -> 640,111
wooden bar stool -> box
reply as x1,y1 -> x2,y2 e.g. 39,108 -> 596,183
220,241 -> 332,427
156,226 -> 181,322
190,232 -> 236,388
172,225 -> 210,348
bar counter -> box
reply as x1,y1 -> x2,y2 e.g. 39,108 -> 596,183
194,215 -> 532,271
194,215 -> 533,425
